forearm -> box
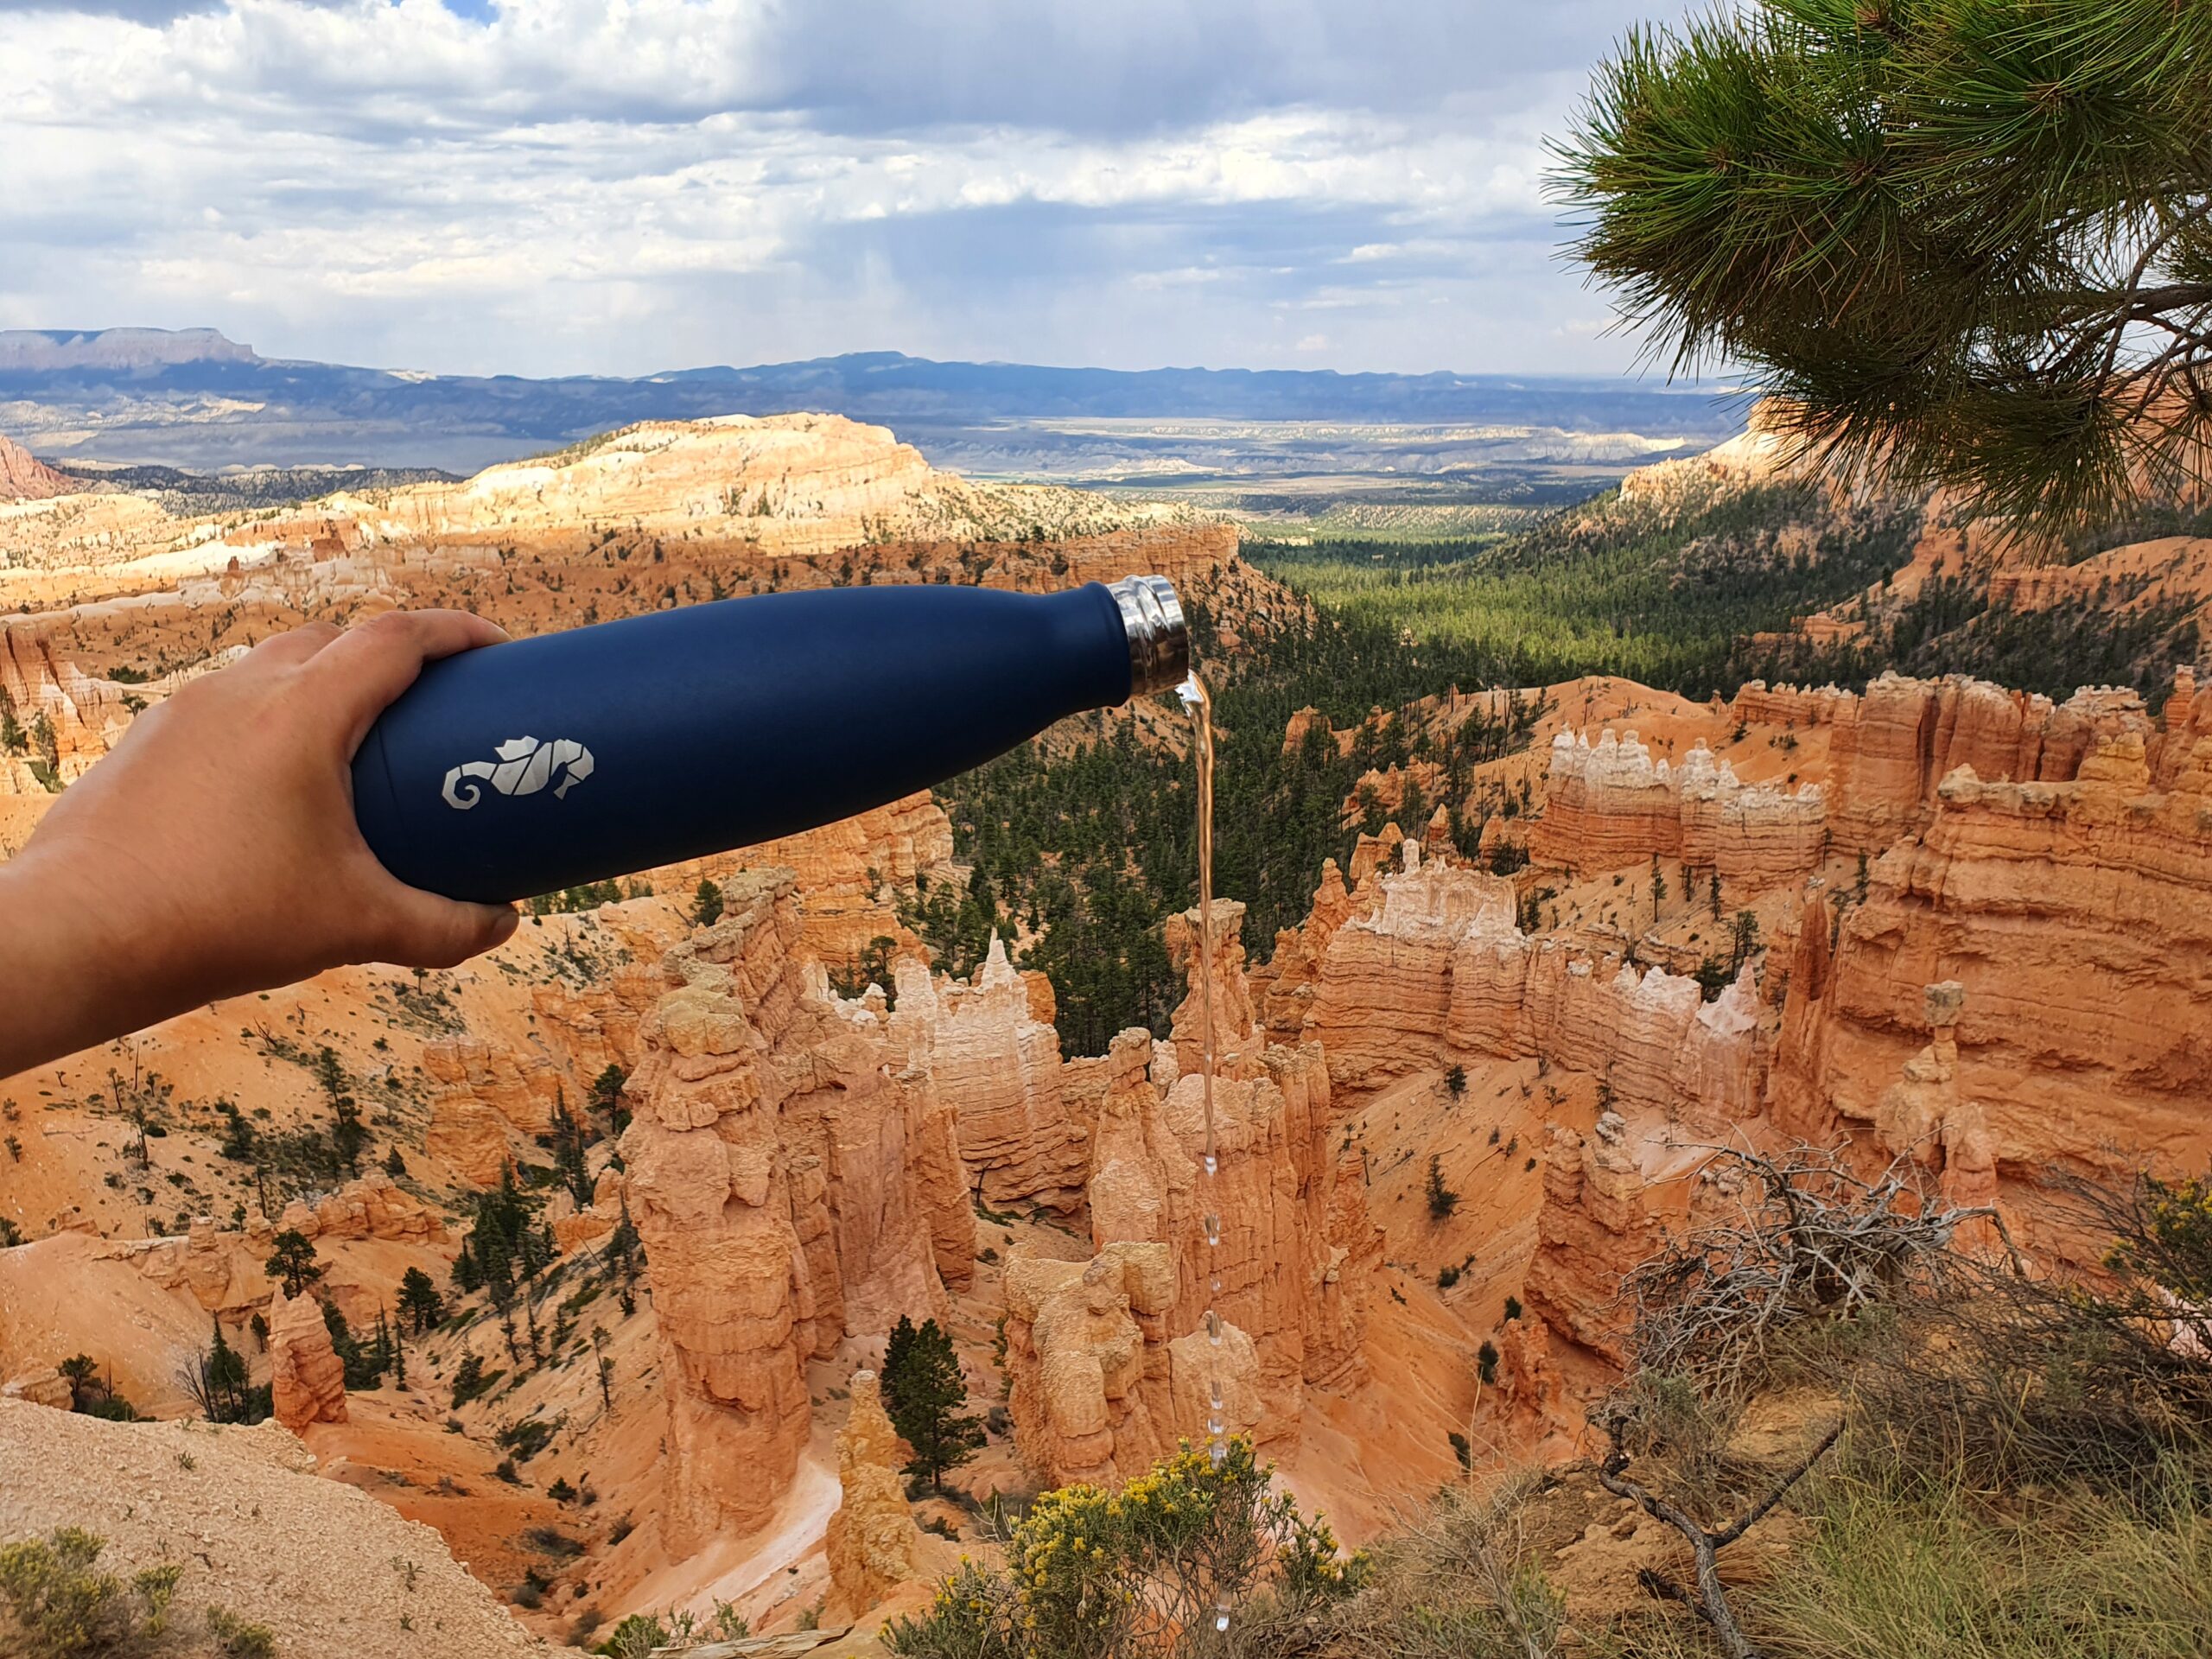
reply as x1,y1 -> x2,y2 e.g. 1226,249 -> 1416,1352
0,613 -> 517,1084
0,849 -> 166,1080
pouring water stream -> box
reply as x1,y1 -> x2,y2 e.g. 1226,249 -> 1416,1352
1177,671 -> 1234,1637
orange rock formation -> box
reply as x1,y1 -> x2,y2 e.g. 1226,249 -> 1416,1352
823,1369 -> 923,1621
0,434 -> 68,501
620,871 -> 978,1553
268,1289 -> 347,1431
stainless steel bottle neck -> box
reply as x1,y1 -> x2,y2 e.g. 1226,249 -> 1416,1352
1109,574 -> 1191,697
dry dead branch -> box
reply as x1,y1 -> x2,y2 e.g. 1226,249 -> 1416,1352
1597,1410 -> 1843,1659
1621,1142 -> 2017,1394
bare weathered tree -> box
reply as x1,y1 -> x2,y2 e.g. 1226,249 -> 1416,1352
1621,1142 -> 2017,1395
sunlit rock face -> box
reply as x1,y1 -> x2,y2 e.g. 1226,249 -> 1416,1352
1531,727 -> 1825,891
1001,895 -> 1382,1487
1303,842 -> 1515,1092
268,1289 -> 347,1433
620,872 -> 971,1554
825,1369 -> 923,1622
1773,734 -> 2212,1267
888,935 -> 1086,1211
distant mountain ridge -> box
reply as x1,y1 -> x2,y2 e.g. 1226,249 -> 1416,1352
0,327 -> 1743,474
0,327 -> 260,372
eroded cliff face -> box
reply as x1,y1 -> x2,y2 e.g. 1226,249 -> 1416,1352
267,1288 -> 347,1432
1270,665 -> 2212,1399
887,936 -> 1085,1211
106,1177 -> 446,1325
0,434 -> 69,502
824,1369 -> 923,1622
1773,731 -> 2212,1264
1532,728 -> 1827,894
995,902 -> 1382,1490
619,871 -> 976,1554
1303,844 -> 1518,1090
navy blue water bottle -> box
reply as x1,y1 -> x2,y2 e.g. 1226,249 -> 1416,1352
351,575 -> 1189,903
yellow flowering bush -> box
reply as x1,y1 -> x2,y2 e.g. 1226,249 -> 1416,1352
2113,1173 -> 2212,1303
0,1528 -> 185,1657
887,1438 -> 1367,1658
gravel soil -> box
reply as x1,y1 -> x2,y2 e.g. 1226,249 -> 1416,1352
0,1397 -> 553,1657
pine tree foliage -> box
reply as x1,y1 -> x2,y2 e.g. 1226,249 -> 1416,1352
880,1315 -> 985,1492
263,1228 -> 321,1299
398,1265 -> 445,1334
186,1318 -> 270,1424
1557,0 -> 2212,530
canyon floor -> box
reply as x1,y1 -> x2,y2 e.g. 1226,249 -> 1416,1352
2,412 -> 2208,1656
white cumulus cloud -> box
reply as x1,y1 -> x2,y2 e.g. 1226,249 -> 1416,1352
0,0 -> 1681,377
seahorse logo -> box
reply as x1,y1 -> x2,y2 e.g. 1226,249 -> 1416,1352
442,736 -> 595,810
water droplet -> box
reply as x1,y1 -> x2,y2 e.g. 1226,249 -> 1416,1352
1203,1153 -> 1217,1179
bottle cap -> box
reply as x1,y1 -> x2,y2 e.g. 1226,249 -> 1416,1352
1109,575 -> 1190,697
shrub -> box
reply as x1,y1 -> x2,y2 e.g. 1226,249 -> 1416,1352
709,1600 -> 749,1640
449,1354 -> 494,1408
524,1527 -> 584,1560
1325,1472 -> 1565,1658
1426,1155 -> 1460,1222
1849,1172 -> 2212,1498
1745,1458 -> 2212,1659
597,1618 -> 664,1654
206,1605 -> 276,1658
690,880 -> 725,929
1622,1144 -> 1978,1395
0,1529 -> 181,1656
596,1611 -> 695,1658
498,1416 -> 557,1461
886,1438 -> 1363,1659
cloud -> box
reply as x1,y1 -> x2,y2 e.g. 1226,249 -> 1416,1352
0,0 -> 217,18
0,0 -> 1679,378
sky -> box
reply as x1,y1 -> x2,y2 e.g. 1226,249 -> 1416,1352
0,0 -> 1681,380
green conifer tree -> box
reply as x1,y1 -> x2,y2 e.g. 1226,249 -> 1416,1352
1557,0 -> 2212,530
264,1229 -> 322,1299
880,1317 -> 984,1493
399,1266 -> 444,1334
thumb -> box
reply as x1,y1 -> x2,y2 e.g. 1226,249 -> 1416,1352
372,887 -> 521,969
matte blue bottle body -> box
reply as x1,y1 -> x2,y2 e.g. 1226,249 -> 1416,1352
352,582 -> 1135,904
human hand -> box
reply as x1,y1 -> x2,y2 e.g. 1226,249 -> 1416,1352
0,611 -> 519,1077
